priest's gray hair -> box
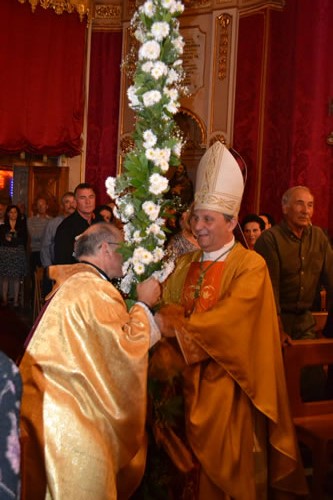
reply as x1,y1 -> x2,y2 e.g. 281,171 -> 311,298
74,223 -> 121,260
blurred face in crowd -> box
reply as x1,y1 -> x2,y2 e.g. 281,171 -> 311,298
62,195 -> 76,216
243,222 -> 262,250
75,188 -> 96,220
37,198 -> 48,216
99,209 -> 113,223
282,188 -> 313,234
8,207 -> 18,222
191,209 -> 237,252
259,215 -> 270,230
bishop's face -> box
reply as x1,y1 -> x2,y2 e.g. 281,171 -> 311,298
190,209 -> 237,252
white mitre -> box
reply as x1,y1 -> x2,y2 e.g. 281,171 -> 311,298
194,141 -> 244,217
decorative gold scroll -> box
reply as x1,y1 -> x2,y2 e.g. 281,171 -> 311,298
217,13 -> 231,80
17,0 -> 92,21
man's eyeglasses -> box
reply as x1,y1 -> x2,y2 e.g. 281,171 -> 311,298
106,241 -> 120,247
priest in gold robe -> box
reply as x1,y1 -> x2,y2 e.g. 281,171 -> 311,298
19,222 -> 161,499
155,142 -> 308,499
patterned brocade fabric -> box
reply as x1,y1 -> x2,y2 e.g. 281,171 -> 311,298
0,351 -> 22,499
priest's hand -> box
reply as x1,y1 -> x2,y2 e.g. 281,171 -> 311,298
136,278 -> 161,309
155,304 -> 185,338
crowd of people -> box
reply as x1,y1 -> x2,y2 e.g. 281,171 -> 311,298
1,141 -> 333,499
0,188 -> 118,308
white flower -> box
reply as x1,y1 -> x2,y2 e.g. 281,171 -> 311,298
172,35 -> 185,54
141,61 -> 154,73
123,222 -> 135,240
134,262 -> 146,275
134,28 -> 145,43
141,0 -> 155,18
105,177 -> 117,199
153,247 -> 165,262
151,61 -> 168,80
156,147 -> 171,166
166,68 -> 179,85
174,59 -> 183,67
142,201 -> 160,221
145,148 -> 156,161
159,160 -> 169,172
164,87 -> 179,101
149,173 -> 169,195
161,0 -> 176,10
152,259 -> 175,282
151,22 -> 170,42
133,230 -> 144,243
143,90 -> 162,107
127,85 -> 141,108
147,222 -> 162,235
139,40 -> 161,61
124,204 -> 135,217
174,1 -> 184,13
133,247 -> 154,265
122,259 -> 131,274
173,141 -> 182,156
161,0 -> 184,14
143,129 -> 157,148
120,269 -> 135,294
166,100 -> 179,114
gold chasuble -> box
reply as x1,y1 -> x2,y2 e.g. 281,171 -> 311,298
19,264 -> 151,500
160,243 -> 307,499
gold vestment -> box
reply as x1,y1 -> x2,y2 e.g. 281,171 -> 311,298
160,243 -> 307,499
19,264 -> 151,499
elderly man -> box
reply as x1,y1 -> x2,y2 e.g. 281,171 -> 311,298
54,182 -> 96,264
19,222 -> 161,499
255,186 -> 333,401
154,142 -> 307,499
255,186 -> 333,341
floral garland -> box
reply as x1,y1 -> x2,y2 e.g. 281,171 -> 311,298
105,0 -> 186,300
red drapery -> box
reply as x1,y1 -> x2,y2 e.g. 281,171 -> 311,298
233,12 -> 265,219
85,31 -> 122,204
235,0 -> 333,235
0,0 -> 87,157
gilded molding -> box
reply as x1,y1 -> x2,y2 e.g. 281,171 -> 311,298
17,0 -> 92,21
217,13 -> 231,80
183,0 -> 212,8
95,4 -> 121,19
93,2 -> 122,30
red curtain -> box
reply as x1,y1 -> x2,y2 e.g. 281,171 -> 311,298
0,0 -> 87,157
235,0 -> 333,235
233,12 -> 265,219
262,0 -> 333,232
85,31 -> 122,204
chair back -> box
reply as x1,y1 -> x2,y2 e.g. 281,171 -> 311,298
283,338 -> 333,418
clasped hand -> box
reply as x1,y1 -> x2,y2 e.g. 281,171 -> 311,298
154,304 -> 185,338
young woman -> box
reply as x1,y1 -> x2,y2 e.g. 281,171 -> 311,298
0,204 -> 28,307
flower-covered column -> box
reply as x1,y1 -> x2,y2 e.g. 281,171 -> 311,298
105,0 -> 186,301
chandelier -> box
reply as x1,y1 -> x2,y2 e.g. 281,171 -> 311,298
17,0 -> 92,21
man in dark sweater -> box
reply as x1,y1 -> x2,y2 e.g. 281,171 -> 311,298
54,183 -> 96,265
255,185 -> 333,400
